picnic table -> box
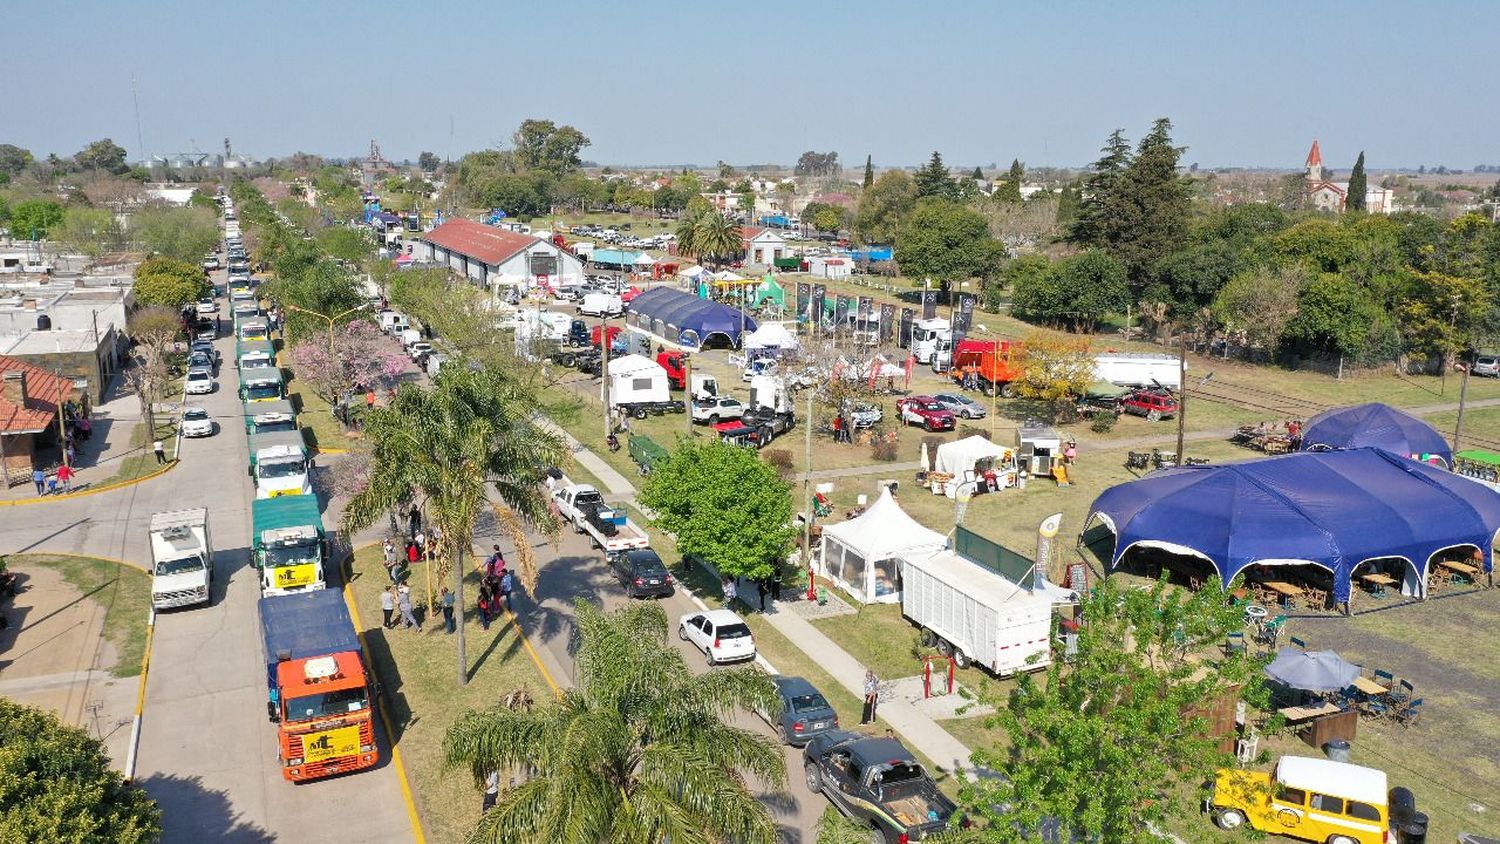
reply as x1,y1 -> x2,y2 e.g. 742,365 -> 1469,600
1279,701 -> 1341,722
1262,581 -> 1303,598
1359,573 -> 1397,586
1352,676 -> 1388,696
1439,560 -> 1480,577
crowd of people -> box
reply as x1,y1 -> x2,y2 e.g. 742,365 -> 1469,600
379,518 -> 515,635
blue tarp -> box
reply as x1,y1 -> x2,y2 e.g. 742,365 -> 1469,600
626,286 -> 757,348
1300,402 -> 1453,468
1087,447 -> 1500,603
258,590 -> 360,694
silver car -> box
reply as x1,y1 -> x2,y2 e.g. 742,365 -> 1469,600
1474,355 -> 1500,378
180,406 -> 214,437
933,392 -> 987,419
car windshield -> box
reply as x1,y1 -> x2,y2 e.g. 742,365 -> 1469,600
258,459 -> 306,479
255,420 -> 296,433
265,541 -> 319,567
717,623 -> 752,639
246,384 -> 282,400
241,329 -> 268,340
184,409 -> 208,421
155,554 -> 204,576
283,687 -> 367,721
789,692 -> 831,713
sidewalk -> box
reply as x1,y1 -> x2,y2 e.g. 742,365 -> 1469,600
549,425 -> 976,772
0,375 -> 174,501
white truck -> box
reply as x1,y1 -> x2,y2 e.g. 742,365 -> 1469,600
1093,352 -> 1183,390
249,431 -> 312,499
608,354 -> 685,419
149,508 -> 213,609
552,484 -> 650,554
900,548 -> 1052,676
910,318 -> 951,365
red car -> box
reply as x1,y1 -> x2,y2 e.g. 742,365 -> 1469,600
1120,389 -> 1179,421
896,396 -> 957,431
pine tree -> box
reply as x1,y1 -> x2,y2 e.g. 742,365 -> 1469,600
1067,129 -> 1132,246
1007,158 -> 1025,184
1346,151 -> 1367,212
863,155 -> 874,189
994,157 -> 1025,202
1116,118 -> 1192,288
914,151 -> 957,200
971,166 -> 984,180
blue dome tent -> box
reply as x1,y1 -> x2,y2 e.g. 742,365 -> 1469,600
626,287 -> 757,349
1085,448 -> 1500,604
1299,402 -> 1453,468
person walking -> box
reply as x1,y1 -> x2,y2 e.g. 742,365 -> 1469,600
722,576 -> 737,609
487,545 -> 506,578
379,587 -> 397,629
153,439 -> 167,464
770,571 -> 782,604
482,770 -> 500,813
408,504 -> 422,539
56,463 -> 74,493
499,568 -> 514,611
440,587 -> 456,634
757,578 -> 769,612
397,582 -> 421,632
861,669 -> 880,724
477,584 -> 494,631
32,468 -> 45,496
382,539 -> 398,580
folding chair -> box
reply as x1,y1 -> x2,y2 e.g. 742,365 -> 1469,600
1224,631 -> 1246,656
1290,636 -> 1308,650
1396,698 -> 1423,728
1391,679 -> 1414,704
1373,669 -> 1395,689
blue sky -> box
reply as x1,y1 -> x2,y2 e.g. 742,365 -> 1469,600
10,1 -> 1497,170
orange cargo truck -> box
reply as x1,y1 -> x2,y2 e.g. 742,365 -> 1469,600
949,339 -> 1025,396
258,590 -> 379,782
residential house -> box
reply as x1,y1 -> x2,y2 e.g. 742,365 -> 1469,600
0,357 -> 76,483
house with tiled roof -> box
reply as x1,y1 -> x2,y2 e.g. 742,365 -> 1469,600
741,226 -> 789,266
1303,140 -> 1396,214
0,356 -> 76,482
416,218 -> 584,292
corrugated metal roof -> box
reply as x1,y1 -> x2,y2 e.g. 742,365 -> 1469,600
420,218 -> 537,266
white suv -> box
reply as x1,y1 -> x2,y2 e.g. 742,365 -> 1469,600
691,396 -> 745,424
679,609 -> 756,666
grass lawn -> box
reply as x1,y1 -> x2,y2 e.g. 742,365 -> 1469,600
95,414 -> 179,488
285,376 -> 355,452
348,546 -> 548,844
7,554 -> 151,678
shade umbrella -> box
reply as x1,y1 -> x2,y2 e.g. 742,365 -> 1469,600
1263,647 -> 1361,692
920,441 -> 930,472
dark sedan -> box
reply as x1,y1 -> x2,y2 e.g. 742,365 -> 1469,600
769,675 -> 839,746
609,548 -> 674,599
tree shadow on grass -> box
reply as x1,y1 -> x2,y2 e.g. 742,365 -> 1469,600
135,772 -> 275,844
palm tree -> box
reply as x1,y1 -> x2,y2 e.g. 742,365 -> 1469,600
342,364 -> 565,686
674,210 -> 701,259
693,212 -> 743,268
444,600 -> 786,844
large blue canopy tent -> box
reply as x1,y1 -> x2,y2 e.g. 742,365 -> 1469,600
1085,448 -> 1500,604
1300,402 -> 1453,468
626,286 -> 757,349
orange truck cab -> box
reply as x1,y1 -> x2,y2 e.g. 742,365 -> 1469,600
949,339 -> 1025,397
259,591 -> 379,782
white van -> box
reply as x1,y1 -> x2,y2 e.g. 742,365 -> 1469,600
578,293 -> 623,318
399,328 -> 422,349
380,311 -> 410,335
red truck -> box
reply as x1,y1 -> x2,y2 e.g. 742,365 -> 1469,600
658,351 -> 690,390
949,339 -> 1025,396
591,324 -> 623,348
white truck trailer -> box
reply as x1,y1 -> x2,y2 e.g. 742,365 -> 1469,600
149,508 -> 213,609
900,549 -> 1052,676
1092,352 -> 1183,389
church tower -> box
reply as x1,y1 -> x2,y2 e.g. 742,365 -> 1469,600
1305,140 -> 1325,183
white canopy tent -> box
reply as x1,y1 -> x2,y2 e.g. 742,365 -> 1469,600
935,435 -> 1015,476
744,322 -> 800,351
633,253 -> 657,267
679,264 -> 709,280
820,488 -> 948,604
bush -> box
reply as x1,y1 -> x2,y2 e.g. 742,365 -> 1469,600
871,431 -> 901,462
763,449 -> 794,478
1090,410 -> 1119,434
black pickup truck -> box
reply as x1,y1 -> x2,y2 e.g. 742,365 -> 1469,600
803,731 -> 956,842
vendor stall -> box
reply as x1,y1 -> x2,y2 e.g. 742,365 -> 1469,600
932,435 -> 1018,495
1016,422 -> 1064,477
820,488 -> 948,603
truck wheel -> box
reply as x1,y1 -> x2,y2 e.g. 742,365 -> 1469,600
1213,809 -> 1246,830
1147,410 -> 1162,422
804,762 -> 824,794
920,628 -> 938,648
633,407 -> 648,420
562,354 -> 576,367
952,648 -> 970,669
999,383 -> 1016,398
936,638 -> 954,658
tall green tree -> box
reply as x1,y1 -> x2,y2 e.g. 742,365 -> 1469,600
862,154 -> 874,189
343,365 -> 565,686
130,205 -> 220,261
914,151 -> 957,200
994,158 -> 1024,202
1346,151 -> 1368,212
0,143 -> 33,176
854,170 -> 917,244
1067,129 -> 1132,248
639,439 -> 795,582
9,198 -> 65,239
692,212 -> 743,267
1114,118 -> 1193,287
444,600 -> 784,844
511,119 -> 591,175
133,257 -> 207,308
955,577 -> 1265,844
893,199 -> 1005,286
1211,266 -> 1306,354
55,207 -> 126,257
74,138 -> 130,174
418,151 -> 442,172
0,699 -> 162,843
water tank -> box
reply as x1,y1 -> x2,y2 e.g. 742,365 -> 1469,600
1388,787 -> 1416,826
1399,810 -> 1428,844
35,313 -> 52,331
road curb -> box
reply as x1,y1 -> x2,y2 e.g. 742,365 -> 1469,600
124,607 -> 155,783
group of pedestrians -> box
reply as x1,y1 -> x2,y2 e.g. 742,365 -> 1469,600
30,464 -> 76,496
477,545 -> 514,631
721,574 -> 783,612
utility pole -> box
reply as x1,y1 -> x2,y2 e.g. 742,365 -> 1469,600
601,312 -> 611,442
1175,341 -> 1187,461
1454,360 -> 1471,453
684,353 -> 694,438
802,387 -> 816,601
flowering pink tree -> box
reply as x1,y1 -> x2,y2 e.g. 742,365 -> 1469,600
289,319 -> 408,422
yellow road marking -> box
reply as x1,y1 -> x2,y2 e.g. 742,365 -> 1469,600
0,459 -> 179,507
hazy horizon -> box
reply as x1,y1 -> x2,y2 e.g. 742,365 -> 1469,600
10,1 -> 1498,173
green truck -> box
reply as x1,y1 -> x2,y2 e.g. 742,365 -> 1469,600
252,494 -> 328,596
240,367 -> 286,403
244,399 -> 298,435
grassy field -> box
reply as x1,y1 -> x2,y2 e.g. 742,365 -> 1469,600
94,414 -> 179,489
347,546 -> 549,844
8,554 -> 151,678
285,376 -> 355,452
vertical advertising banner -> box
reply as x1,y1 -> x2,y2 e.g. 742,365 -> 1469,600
952,293 -> 978,345
857,296 -> 874,337
1033,513 -> 1064,592
812,285 -> 827,332
834,295 -> 851,328
921,290 -> 938,320
796,282 -> 811,325
899,307 -> 916,348
880,302 -> 896,343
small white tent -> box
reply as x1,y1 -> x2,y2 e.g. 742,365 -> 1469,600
633,253 -> 657,267
935,435 -> 1017,480
820,488 -> 948,604
744,322 -> 799,352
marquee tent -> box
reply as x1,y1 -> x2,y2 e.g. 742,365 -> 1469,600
1300,402 -> 1453,468
744,322 -> 799,352
935,435 -> 1016,476
625,286 -> 758,349
751,275 -> 786,309
1085,447 -> 1500,604
820,488 -> 948,603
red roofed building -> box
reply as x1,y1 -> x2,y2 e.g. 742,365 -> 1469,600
416,218 -> 584,292
1302,140 -> 1395,214
0,356 -> 76,482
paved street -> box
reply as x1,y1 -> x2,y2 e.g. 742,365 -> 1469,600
1,271 -> 415,843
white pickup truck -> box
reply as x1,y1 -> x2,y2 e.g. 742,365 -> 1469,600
552,484 -> 650,554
